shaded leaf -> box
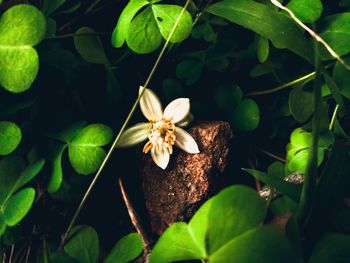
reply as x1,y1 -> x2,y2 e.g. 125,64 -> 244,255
64,225 -> 99,263
231,99 -> 260,131
74,27 -> 109,64
104,233 -> 143,263
287,0 -> 323,23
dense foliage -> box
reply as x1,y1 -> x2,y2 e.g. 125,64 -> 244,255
0,0 -> 350,262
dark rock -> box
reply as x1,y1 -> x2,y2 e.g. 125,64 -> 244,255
141,121 -> 233,235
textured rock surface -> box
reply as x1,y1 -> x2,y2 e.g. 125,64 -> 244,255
141,121 -> 233,235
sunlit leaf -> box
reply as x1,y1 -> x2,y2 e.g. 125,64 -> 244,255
0,4 -> 46,92
3,188 -> 35,226
209,226 -> 300,263
0,121 -> 21,156
68,124 -> 113,175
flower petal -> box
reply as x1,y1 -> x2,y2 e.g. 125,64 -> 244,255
177,113 -> 194,127
175,127 -> 200,154
139,86 -> 163,121
116,123 -> 149,148
163,98 -> 190,124
151,144 -> 170,169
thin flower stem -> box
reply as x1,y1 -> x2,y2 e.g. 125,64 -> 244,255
246,71 -> 315,97
258,147 -> 286,163
8,245 -> 14,263
246,63 -> 333,97
118,179 -> 151,252
329,104 -> 339,131
271,0 -> 350,71
59,0 -> 193,249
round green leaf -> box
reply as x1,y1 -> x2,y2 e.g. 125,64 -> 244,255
209,226 -> 299,263
43,0 -> 66,16
214,84 -> 242,112
290,128 -> 312,149
4,187 -> 35,226
207,185 -> 267,254
105,233 -> 143,263
287,0 -> 323,23
151,4 -> 193,43
68,146 -> 107,175
0,4 -> 46,92
126,7 -> 163,54
71,124 -> 113,146
74,27 -> 109,64
111,0 -> 149,48
289,87 -> 314,123
64,225 -> 99,263
68,124 -> 113,175
333,58 -> 350,99
231,99 -> 260,131
0,121 -> 22,156
288,148 -> 324,174
176,60 -> 203,85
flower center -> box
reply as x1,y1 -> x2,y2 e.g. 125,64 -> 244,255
143,118 -> 176,154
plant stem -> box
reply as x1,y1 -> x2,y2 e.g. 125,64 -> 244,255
329,104 -> 339,131
296,35 -> 322,227
246,63 -> 333,97
118,179 -> 151,252
59,0 -> 193,249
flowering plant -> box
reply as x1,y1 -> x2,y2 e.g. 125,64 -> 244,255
117,86 -> 200,169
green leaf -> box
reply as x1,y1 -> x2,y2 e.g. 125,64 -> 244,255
207,185 -> 267,254
289,87 -> 314,123
290,128 -> 312,149
150,185 -> 267,262
46,17 -> 57,37
309,233 -> 350,263
0,4 -> 46,93
256,35 -> 269,63
206,0 -> 313,63
214,84 -> 242,112
0,121 -> 22,156
319,13 -> 350,59
149,222 -> 207,263
64,225 -> 99,263
43,0 -> 66,16
243,168 -> 301,203
3,188 -> 35,226
17,159 -> 45,190
151,4 -> 193,43
45,121 -> 87,144
126,7 -> 163,54
288,148 -> 324,174
111,0 -> 149,48
267,161 -> 285,179
104,233 -> 143,263
209,226 -> 299,263
176,59 -> 203,85
0,156 -> 26,205
332,58 -> 350,99
46,142 -> 66,193
287,0 -> 323,23
231,99 -> 260,131
68,124 -> 113,175
74,27 -> 109,64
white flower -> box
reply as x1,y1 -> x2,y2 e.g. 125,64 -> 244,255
117,86 -> 200,169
